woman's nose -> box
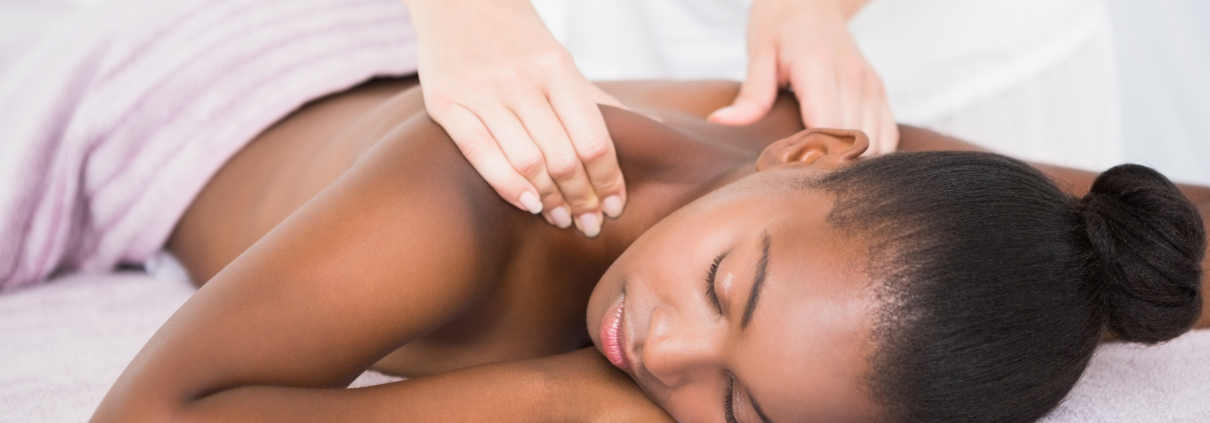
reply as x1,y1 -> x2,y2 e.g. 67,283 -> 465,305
642,305 -> 725,388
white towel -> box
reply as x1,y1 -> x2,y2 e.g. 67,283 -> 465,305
2,273 -> 1207,422
0,0 -> 418,292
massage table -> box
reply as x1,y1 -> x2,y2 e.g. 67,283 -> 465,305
2,269 -> 1207,422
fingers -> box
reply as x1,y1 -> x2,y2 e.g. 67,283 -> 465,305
791,57 -> 896,156
436,104 -> 549,216
878,100 -> 900,154
432,83 -> 625,238
793,61 -> 844,132
512,95 -> 605,236
852,63 -> 880,156
474,102 -> 579,230
708,51 -> 780,125
412,4 -> 624,237
855,62 -> 897,156
549,78 -> 628,234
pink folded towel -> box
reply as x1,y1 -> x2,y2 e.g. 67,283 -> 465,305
0,0 -> 419,291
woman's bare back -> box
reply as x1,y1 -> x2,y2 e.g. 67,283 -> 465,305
96,78 -> 1210,422
165,78 -> 806,376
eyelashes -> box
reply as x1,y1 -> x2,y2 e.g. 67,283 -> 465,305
709,256 -> 738,423
725,375 -> 738,423
706,254 -> 724,313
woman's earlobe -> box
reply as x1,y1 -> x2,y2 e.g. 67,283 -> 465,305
756,128 -> 870,171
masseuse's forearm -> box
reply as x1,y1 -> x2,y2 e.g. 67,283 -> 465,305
94,354 -> 594,423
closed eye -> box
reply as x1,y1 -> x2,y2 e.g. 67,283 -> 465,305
706,254 -> 724,314
724,375 -> 738,423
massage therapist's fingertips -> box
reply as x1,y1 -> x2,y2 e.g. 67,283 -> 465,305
519,191 -> 543,214
602,195 -> 623,218
550,206 -> 573,229
576,212 -> 601,238
707,104 -> 763,125
706,106 -> 734,123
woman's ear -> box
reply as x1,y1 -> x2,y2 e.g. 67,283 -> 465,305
756,128 -> 870,171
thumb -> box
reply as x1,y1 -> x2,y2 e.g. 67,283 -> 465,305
709,53 -> 779,125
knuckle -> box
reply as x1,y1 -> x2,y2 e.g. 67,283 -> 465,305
496,66 -> 522,84
424,98 -> 455,117
591,176 -> 624,194
512,154 -> 546,178
575,137 -> 612,163
545,155 -> 582,180
533,50 -> 573,76
840,67 -> 865,86
455,137 -> 492,159
565,194 -> 599,210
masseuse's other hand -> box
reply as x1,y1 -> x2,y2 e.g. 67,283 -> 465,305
709,0 -> 898,156
403,0 -> 626,237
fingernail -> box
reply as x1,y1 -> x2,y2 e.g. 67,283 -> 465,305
707,106 -> 733,122
576,213 -> 601,238
519,191 -> 543,214
602,195 -> 624,218
550,206 -> 572,229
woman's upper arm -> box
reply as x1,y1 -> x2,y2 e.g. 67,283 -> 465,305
98,113 -> 514,415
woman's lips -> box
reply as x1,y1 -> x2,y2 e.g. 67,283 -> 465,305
600,293 -> 631,373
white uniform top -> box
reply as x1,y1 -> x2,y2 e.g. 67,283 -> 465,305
531,0 -> 1110,125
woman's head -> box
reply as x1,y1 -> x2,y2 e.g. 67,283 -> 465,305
586,129 -> 1205,423
824,152 -> 1204,423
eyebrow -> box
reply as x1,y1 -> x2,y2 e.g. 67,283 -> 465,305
740,232 -> 771,330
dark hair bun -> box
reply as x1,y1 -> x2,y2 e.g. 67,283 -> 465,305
1080,164 -> 1205,343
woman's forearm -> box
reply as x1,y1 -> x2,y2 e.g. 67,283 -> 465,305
96,352 -> 589,423
194,363 -> 575,423
94,349 -> 667,423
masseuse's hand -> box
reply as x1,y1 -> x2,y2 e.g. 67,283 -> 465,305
709,0 -> 898,155
402,0 -> 626,238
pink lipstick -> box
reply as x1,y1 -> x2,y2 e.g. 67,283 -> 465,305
600,294 -> 631,373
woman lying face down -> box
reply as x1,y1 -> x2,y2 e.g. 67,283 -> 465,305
591,143 -> 1208,422
93,80 -> 1209,423
587,128 -> 885,422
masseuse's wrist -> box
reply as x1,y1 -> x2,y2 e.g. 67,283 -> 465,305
763,0 -> 867,22
806,0 -> 870,20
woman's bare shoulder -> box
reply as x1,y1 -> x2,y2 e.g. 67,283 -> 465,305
107,87 -> 527,411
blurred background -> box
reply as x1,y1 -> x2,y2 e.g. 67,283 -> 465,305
3,0 -> 1206,184
1109,1 -> 1210,185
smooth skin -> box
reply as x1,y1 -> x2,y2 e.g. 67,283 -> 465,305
401,0 -> 895,237
403,0 -> 627,236
708,0 -> 897,157
93,79 -> 1210,422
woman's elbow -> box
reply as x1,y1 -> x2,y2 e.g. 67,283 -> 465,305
91,385 -> 193,423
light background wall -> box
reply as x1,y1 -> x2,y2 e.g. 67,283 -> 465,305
1108,0 -> 1210,185
0,0 -> 1207,183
